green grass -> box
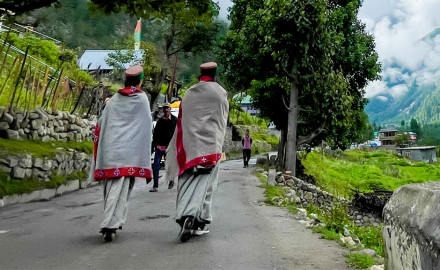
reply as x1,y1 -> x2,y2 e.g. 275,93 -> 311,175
251,132 -> 279,146
302,150 -> 440,196
0,170 -> 88,197
0,138 -> 93,158
255,172 -> 268,186
345,253 -> 375,269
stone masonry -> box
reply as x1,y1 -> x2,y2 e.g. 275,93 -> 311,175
0,106 -> 95,142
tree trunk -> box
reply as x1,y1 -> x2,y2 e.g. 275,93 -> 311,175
277,128 -> 287,171
285,80 -> 298,176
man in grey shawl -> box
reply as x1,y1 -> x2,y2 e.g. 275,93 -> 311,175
165,62 -> 229,242
90,65 -> 152,242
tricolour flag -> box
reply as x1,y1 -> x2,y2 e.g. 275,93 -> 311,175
134,19 -> 141,50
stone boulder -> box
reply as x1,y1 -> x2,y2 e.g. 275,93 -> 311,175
383,182 -> 440,270
256,153 -> 269,165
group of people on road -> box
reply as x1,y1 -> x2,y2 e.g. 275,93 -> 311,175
88,62 -> 230,243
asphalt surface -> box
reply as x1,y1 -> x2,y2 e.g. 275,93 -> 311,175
0,157 -> 353,270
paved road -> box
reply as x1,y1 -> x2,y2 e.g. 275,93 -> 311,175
0,157 -> 353,270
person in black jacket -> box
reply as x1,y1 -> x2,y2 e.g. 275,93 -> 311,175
151,103 -> 177,192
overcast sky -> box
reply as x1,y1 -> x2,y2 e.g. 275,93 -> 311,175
216,0 -> 440,100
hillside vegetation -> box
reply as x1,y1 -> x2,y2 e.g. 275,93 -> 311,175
302,150 -> 440,197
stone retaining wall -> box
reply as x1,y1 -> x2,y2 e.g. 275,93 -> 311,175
267,169 -> 383,227
222,125 -> 273,154
382,182 -> 440,270
0,106 -> 95,142
0,150 -> 92,182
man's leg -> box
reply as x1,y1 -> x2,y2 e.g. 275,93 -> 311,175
245,149 -> 251,167
100,176 -> 135,241
152,147 -> 162,190
242,149 -> 247,167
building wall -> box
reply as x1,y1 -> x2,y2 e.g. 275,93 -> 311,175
398,149 -> 437,163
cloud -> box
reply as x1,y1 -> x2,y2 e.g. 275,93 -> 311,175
360,0 -> 440,99
390,84 -> 409,98
375,96 -> 389,102
365,80 -> 388,99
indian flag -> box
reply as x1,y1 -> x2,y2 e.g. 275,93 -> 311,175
134,19 -> 141,50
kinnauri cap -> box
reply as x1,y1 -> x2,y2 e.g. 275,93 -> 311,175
125,65 -> 144,78
200,62 -> 217,70
162,102 -> 171,108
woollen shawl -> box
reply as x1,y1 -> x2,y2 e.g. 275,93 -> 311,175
92,90 -> 152,180
166,81 -> 229,180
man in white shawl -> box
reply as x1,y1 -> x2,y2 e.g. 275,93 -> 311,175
90,65 -> 152,242
165,62 -> 229,242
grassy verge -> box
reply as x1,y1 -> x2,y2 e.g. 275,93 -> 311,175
0,170 -> 88,197
0,138 -> 93,158
255,164 -> 384,269
302,150 -> 440,197
345,253 -> 376,269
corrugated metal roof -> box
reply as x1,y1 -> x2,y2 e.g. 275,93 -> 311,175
78,49 -> 144,70
232,92 -> 253,104
397,146 -> 436,150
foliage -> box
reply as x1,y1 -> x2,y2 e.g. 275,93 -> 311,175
251,132 -> 279,148
302,150 -> 440,196
88,0 -> 214,19
229,107 -> 270,129
410,118 -> 420,134
0,31 -> 95,112
0,170 -> 88,197
0,0 -> 60,17
394,133 -> 410,145
345,253 -> 375,269
0,138 -> 93,158
255,172 -> 268,186
25,0 -> 135,49
312,226 -> 341,240
105,37 -> 160,83
220,0 -> 381,172
89,0 -> 221,104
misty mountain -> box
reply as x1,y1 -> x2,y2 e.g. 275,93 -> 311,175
365,28 -> 440,125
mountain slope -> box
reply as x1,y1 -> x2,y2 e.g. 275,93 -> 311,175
365,28 -> 440,125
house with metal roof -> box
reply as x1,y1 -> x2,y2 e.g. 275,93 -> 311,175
78,49 -> 144,72
232,92 -> 260,116
378,126 -> 399,150
396,146 -> 437,163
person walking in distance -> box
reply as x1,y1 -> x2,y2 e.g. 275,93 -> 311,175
88,65 -> 152,242
242,129 -> 252,167
165,62 -> 229,242
150,103 -> 177,192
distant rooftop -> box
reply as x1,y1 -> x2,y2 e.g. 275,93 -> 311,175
232,92 -> 253,104
397,146 -> 436,150
78,49 -> 144,70
379,128 -> 398,132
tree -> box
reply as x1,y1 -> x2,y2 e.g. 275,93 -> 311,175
105,37 -> 160,83
88,0 -> 213,18
410,118 -> 419,134
0,0 -> 60,17
89,0 -> 220,105
220,0 -> 381,175
394,133 -> 410,146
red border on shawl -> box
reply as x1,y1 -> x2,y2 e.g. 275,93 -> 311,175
118,86 -> 143,95
93,123 -> 100,161
94,167 -> 152,181
178,153 -> 222,176
176,104 -> 187,171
